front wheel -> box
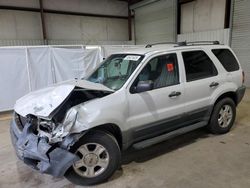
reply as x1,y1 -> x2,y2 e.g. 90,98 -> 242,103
65,131 -> 121,185
208,97 -> 236,134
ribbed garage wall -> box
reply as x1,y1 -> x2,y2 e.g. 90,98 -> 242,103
0,0 -> 130,45
133,0 -> 176,45
178,29 -> 230,45
177,0 -> 230,45
231,0 -> 250,86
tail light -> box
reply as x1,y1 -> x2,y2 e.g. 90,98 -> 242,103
242,71 -> 245,84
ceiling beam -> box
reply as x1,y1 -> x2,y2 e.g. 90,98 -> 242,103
118,0 -> 144,5
0,5 -> 129,19
178,0 -> 195,4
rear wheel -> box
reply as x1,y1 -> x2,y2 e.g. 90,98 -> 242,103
208,98 -> 236,134
65,131 -> 121,185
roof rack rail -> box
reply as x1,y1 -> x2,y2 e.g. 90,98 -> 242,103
145,41 -> 220,48
178,41 -> 220,46
145,42 -> 177,48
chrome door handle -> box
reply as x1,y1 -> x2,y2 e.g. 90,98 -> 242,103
169,91 -> 181,98
209,82 -> 219,88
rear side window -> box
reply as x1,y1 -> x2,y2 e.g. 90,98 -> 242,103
182,51 -> 218,82
212,49 -> 239,72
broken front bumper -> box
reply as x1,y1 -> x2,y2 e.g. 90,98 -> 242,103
10,119 -> 80,177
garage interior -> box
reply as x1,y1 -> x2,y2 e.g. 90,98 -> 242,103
0,0 -> 250,187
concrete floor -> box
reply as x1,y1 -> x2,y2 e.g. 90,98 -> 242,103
1,91 -> 250,188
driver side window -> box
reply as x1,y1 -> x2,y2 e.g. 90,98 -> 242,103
131,53 -> 179,93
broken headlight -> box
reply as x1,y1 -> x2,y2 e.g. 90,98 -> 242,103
37,118 -> 56,140
37,108 -> 78,143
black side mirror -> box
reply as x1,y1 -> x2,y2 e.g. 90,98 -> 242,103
136,80 -> 153,93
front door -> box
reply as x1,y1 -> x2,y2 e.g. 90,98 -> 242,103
126,52 -> 186,142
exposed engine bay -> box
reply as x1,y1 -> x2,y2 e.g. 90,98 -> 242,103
15,86 -> 112,143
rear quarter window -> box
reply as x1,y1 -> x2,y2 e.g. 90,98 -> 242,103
212,49 -> 239,72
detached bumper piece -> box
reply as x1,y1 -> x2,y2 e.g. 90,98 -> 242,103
10,120 -> 79,177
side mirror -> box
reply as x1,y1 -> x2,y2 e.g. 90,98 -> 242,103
136,80 -> 153,93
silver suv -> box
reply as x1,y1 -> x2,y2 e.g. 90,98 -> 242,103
10,41 -> 246,185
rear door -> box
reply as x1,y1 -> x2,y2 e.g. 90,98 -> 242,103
180,49 -> 222,123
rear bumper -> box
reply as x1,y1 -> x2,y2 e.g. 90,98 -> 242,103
236,85 -> 246,105
10,119 -> 80,177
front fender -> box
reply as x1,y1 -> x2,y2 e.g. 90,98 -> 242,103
68,90 -> 128,134
76,107 -> 126,132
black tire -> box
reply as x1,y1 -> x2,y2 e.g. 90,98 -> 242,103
208,97 -> 236,134
65,130 -> 121,185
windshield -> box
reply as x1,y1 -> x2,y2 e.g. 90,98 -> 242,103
87,54 -> 144,90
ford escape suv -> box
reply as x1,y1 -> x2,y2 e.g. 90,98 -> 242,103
10,41 -> 246,185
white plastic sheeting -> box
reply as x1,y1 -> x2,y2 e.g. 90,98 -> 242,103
0,48 -> 30,112
27,47 -> 54,91
0,45 -> 143,112
102,45 -> 144,57
0,46 -> 102,112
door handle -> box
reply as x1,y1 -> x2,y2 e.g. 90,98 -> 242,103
169,91 -> 181,98
209,82 -> 219,88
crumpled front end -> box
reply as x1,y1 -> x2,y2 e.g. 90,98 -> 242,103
9,111 -> 89,177
10,80 -> 114,177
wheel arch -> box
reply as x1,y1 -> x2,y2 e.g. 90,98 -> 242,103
208,91 -> 237,123
90,123 -> 123,150
213,91 -> 237,107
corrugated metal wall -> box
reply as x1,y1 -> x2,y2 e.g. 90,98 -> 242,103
177,0 -> 229,46
133,0 -> 176,44
0,39 -> 134,46
0,0 -> 129,45
180,0 -> 226,33
178,29 -> 230,45
231,0 -> 250,86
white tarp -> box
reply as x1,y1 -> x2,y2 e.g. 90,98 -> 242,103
102,45 -> 144,58
27,47 -> 54,91
0,48 -> 30,112
0,46 -> 103,112
80,49 -> 103,78
52,47 -> 85,82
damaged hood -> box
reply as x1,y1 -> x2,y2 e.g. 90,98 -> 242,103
14,79 -> 113,118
